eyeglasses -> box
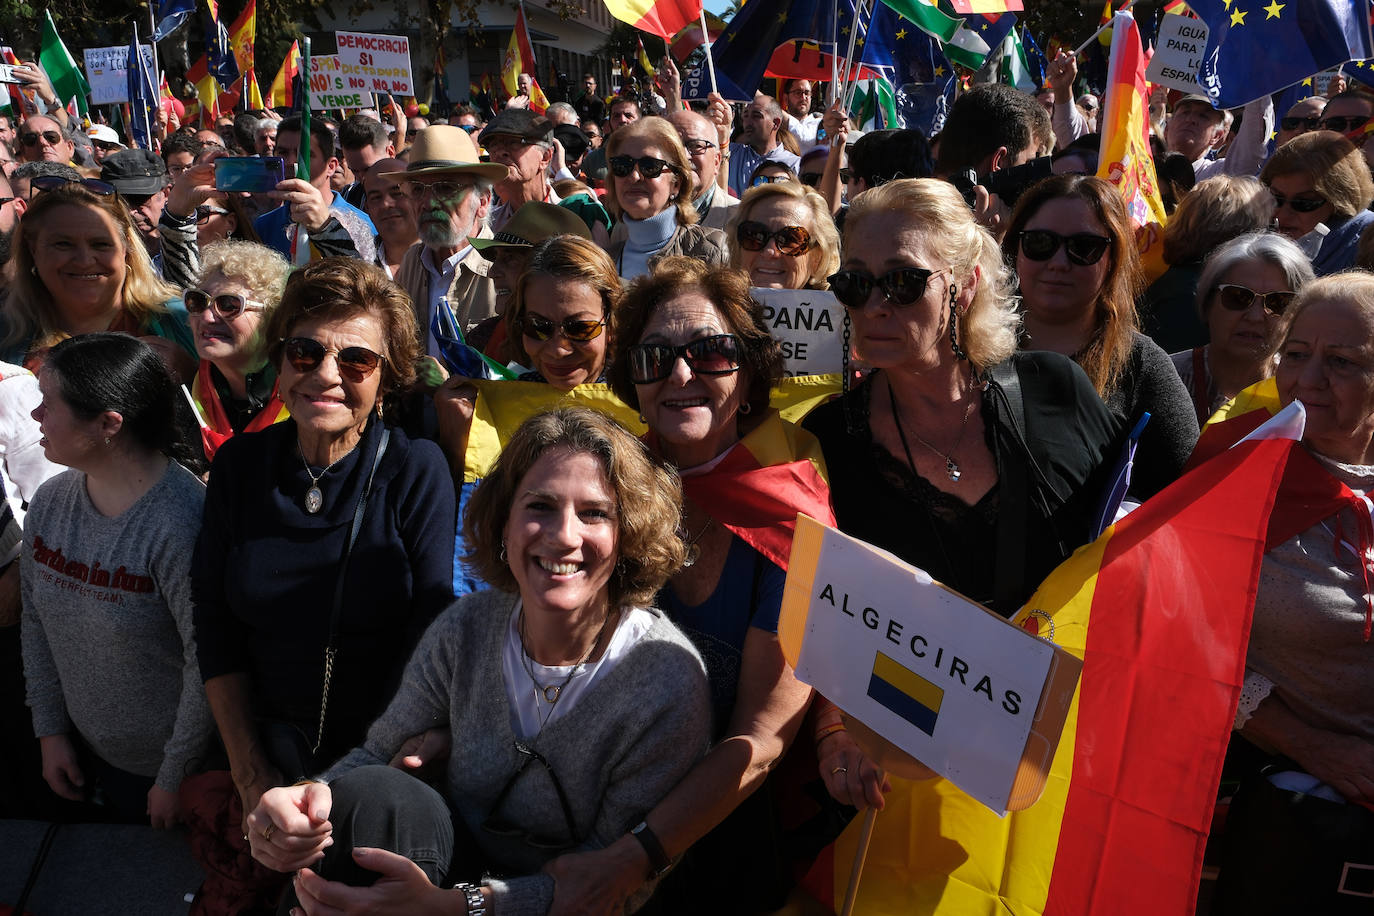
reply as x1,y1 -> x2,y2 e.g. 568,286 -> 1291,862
283,336 -> 384,382
21,130 -> 63,148
92,140 -> 123,153
184,288 -> 266,319
1212,283 -> 1295,316
482,742 -> 580,851
1269,190 -> 1328,213
1279,116 -> 1321,132
1319,115 -> 1372,134
31,175 -> 116,196
839,168 -> 853,183
1017,229 -> 1112,266
404,180 -> 475,201
628,334 -> 743,384
518,311 -> 606,342
828,267 -> 944,309
608,155 -> 669,179
799,172 -> 823,187
736,221 -> 815,256
683,139 -> 715,155
751,174 -> 792,187
458,123 -> 479,133
194,205 -> 231,224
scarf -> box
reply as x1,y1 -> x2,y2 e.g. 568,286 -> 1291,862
189,360 -> 290,462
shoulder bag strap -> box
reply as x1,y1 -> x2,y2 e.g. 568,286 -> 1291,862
986,362 -> 1030,615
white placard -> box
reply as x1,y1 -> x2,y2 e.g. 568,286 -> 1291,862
308,55 -> 367,110
83,44 -> 155,105
783,519 -> 1055,812
749,287 -> 844,377
1144,14 -> 1209,94
335,31 -> 414,96
1313,69 -> 1344,96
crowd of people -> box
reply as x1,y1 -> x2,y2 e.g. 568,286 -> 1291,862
0,46 -> 1371,916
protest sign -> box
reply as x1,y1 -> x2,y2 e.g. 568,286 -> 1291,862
335,31 -> 414,95
749,288 -> 844,377
84,44 -> 155,105
780,515 -> 1081,813
1145,14 -> 1209,94
309,55 -> 366,109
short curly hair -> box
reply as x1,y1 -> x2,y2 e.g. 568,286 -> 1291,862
608,257 -> 783,418
263,257 -> 419,400
464,408 -> 687,607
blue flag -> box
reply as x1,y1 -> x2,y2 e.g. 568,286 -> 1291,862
127,27 -> 158,151
152,0 -> 194,42
712,0 -> 858,98
206,4 -> 240,90
1191,0 -> 1374,108
1021,26 -> 1048,87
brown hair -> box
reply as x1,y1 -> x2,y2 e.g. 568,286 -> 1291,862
1162,175 -> 1273,265
264,257 -> 420,398
603,116 -> 698,226
608,257 -> 783,419
508,235 -> 622,368
464,407 -> 686,606
1003,174 -> 1143,397
1260,130 -> 1374,220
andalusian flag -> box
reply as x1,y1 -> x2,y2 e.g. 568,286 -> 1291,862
604,0 -> 701,42
293,37 -> 313,266
852,78 -> 899,132
999,27 -> 1036,92
1096,10 -> 1168,280
38,10 -> 90,117
268,40 -> 302,110
803,401 -> 1308,914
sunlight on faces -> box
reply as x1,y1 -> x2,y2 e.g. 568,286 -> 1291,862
737,196 -> 814,290
1015,197 -> 1112,330
408,178 -> 484,250
520,274 -> 607,390
189,271 -> 267,370
32,203 -> 128,321
612,136 -> 679,221
1277,295 -> 1374,464
1267,172 -> 1334,240
279,312 -> 386,451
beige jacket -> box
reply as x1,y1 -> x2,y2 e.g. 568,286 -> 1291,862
394,231 -> 497,336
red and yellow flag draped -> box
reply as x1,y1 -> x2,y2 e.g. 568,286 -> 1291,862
803,403 -> 1306,914
605,0 -> 702,41
268,40 -> 302,110
501,5 -> 550,113
1096,10 -> 1169,280
188,362 -> 290,462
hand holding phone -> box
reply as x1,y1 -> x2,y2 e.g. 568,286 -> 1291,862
214,156 -> 285,193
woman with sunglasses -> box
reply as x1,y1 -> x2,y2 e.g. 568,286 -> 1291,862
604,118 -> 728,280
727,180 -> 839,291
1260,130 -> 1374,275
192,258 -> 455,866
183,240 -> 292,463
247,408 -> 709,916
800,176 -> 1118,830
1173,232 -> 1313,425
1,180 -> 196,380
1004,174 -> 1198,499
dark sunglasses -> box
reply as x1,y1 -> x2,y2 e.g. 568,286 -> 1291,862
195,205 -> 231,224
283,336 -> 384,383
21,130 -> 63,147
839,168 -> 852,183
518,311 -> 606,342
799,172 -> 823,187
608,154 -> 669,179
736,221 -> 815,256
1017,229 -> 1112,266
751,174 -> 792,187
1269,190 -> 1327,213
92,139 -> 123,152
458,123 -> 479,133
482,742 -> 579,851
184,288 -> 265,319
828,266 -> 941,310
1212,283 -> 1295,316
629,334 -> 743,384
31,175 -> 116,196
1279,116 -> 1321,132
1319,115 -> 1371,134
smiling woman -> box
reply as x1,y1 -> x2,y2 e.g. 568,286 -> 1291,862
726,180 -> 839,291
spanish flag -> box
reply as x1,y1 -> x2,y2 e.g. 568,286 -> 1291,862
268,40 -> 302,110
227,0 -> 256,75
187,362 -> 290,462
636,35 -> 657,76
804,402 -> 1307,914
605,0 -> 701,42
501,5 -> 550,113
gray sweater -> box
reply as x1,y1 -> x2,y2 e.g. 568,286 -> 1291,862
323,590 -> 712,915
21,461 -> 211,792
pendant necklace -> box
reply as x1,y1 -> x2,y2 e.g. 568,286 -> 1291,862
519,607 -> 615,717
299,442 -> 354,514
678,514 -> 715,568
887,377 -> 975,483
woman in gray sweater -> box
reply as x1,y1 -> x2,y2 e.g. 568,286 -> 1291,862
248,408 -> 711,915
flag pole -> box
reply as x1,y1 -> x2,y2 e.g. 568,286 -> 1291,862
842,0 -> 873,113
698,9 -> 719,96
838,773 -> 884,916
829,0 -> 840,106
1073,0 -> 1136,56
146,2 -> 163,113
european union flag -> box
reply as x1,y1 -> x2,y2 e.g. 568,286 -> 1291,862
713,0 -> 859,97
127,27 -> 158,152
959,11 -> 1018,56
206,7 -> 240,90
1347,57 -> 1374,91
1021,26 -> 1048,86
1191,0 -> 1373,108
867,651 -> 943,736
152,0 -> 194,42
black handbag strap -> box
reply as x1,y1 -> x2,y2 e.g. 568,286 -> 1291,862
986,362 -> 1030,614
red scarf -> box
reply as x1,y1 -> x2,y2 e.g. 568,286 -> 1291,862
190,360 -> 289,461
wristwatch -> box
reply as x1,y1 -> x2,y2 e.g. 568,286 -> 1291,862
453,882 -> 486,915
630,820 -> 673,878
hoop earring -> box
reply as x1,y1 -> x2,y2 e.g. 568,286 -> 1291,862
738,402 -> 752,415
948,284 -> 969,363
499,541 -> 507,563
105,437 -> 112,447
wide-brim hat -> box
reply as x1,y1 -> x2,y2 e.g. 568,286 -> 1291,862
378,125 -> 508,182
469,200 -> 592,251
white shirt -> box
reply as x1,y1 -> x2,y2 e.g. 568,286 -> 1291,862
420,244 -> 474,359
0,364 -> 61,564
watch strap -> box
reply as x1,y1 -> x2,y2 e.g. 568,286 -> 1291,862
453,882 -> 486,915
630,820 -> 672,878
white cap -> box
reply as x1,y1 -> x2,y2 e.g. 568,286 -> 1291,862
87,124 -> 125,146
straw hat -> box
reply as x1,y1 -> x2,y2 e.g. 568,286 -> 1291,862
378,125 -> 508,182
468,201 -> 591,251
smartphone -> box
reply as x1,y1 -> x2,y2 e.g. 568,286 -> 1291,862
214,156 -> 285,193
0,63 -> 23,85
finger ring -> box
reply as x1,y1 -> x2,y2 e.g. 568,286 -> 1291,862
262,822 -> 276,841
831,766 -> 848,776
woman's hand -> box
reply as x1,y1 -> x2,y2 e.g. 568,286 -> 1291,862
291,849 -> 460,916
434,375 -> 479,477
818,729 -> 891,810
544,841 -> 644,916
388,727 -> 453,781
148,784 -> 182,829
165,161 -> 223,220
38,733 -> 85,801
248,781 -> 334,873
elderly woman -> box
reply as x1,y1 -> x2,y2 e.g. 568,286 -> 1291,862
249,408 -> 710,915
184,240 -> 292,461
1172,232 -> 1314,424
802,178 -> 1118,806
22,334 -> 210,827
1140,175 -> 1275,353
605,118 -> 728,279
2,181 -> 195,378
1004,173 -> 1199,498
1260,130 -> 1374,275
726,180 -> 839,291
192,257 -> 456,831
1210,271 -> 1374,912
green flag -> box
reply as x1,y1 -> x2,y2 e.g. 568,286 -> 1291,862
999,28 -> 1035,93
878,0 -> 959,43
853,77 -> 899,132
297,36 -> 312,182
39,10 -> 91,117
